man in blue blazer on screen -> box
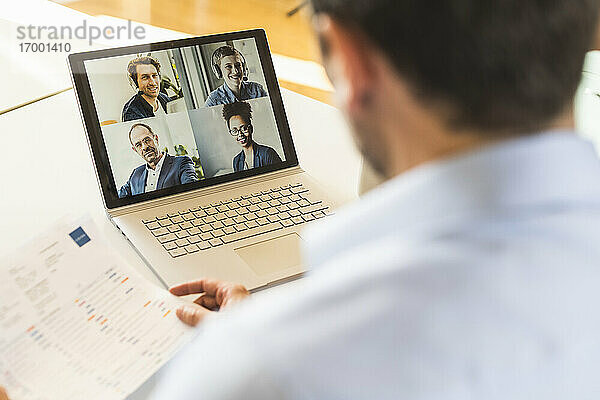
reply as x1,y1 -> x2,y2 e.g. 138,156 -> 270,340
118,123 -> 198,198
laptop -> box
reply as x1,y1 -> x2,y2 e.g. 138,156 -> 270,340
68,29 -> 341,291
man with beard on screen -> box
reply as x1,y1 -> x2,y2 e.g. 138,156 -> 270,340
222,101 -> 282,172
118,123 -> 198,198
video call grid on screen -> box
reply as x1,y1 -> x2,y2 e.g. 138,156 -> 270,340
73,31 -> 297,208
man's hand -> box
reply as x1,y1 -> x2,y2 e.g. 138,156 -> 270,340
0,386 -> 9,400
169,279 -> 250,326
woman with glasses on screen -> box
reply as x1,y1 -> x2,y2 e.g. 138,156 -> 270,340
222,101 -> 282,172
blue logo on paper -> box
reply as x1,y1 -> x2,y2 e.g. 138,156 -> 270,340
69,227 -> 91,247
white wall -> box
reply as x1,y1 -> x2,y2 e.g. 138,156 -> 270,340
101,112 -> 199,189
189,96 -> 284,177
85,50 -> 179,123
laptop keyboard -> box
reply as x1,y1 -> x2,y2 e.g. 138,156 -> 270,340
141,183 -> 332,258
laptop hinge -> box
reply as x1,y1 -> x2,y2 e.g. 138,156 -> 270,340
107,166 -> 304,217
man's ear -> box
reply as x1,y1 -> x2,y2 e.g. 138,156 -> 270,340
314,15 -> 376,114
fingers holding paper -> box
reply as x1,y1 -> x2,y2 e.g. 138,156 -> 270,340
0,386 -> 9,400
169,279 -> 250,326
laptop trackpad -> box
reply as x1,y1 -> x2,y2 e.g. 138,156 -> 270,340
234,233 -> 302,276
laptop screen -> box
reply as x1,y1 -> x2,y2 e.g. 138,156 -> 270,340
70,30 -> 298,209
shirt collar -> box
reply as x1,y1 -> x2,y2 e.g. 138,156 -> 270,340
146,152 -> 166,172
222,81 -> 247,102
304,130 -> 600,268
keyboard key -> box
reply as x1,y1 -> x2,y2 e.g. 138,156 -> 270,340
200,233 -> 213,241
222,222 -> 283,244
228,202 -> 240,210
211,221 -> 224,229
267,208 -> 279,215
226,210 -> 237,218
291,186 -> 307,194
171,216 -> 184,224
176,231 -> 190,239
204,216 -> 216,224
249,197 -> 262,205
280,197 -> 292,205
223,218 -> 235,226
180,222 -> 193,230
290,183 -> 303,188
270,192 -> 282,199
158,233 -> 177,243
159,220 -> 173,227
297,199 -> 310,207
223,226 -> 236,235
193,210 -> 207,218
234,223 -> 248,231
248,204 -> 260,212
300,193 -> 323,205
314,211 -> 326,219
256,210 -> 268,218
167,226 -> 181,233
175,238 -> 189,247
258,202 -> 270,210
268,199 -> 280,207
233,216 -> 246,224
239,199 -> 251,206
163,242 -> 177,251
280,189 -> 292,196
182,213 -> 195,221
256,217 -> 269,226
188,227 -> 201,235
276,205 -> 289,213
290,194 -> 302,202
169,248 -> 187,258
146,222 -> 160,229
156,215 -> 169,220
151,227 -> 169,237
301,204 -> 328,215
281,219 -> 294,228
217,205 -> 229,212
267,215 -> 280,223
212,229 -> 225,238
246,212 -> 258,220
188,235 -> 202,244
205,207 -> 218,215
237,207 -> 250,215
209,238 -> 223,247
167,212 -> 179,218
291,216 -> 304,225
192,220 -> 204,227
245,220 -> 258,229
289,209 -> 301,217
214,213 -> 227,221
288,203 -> 300,210
189,206 -> 201,212
185,244 -> 199,254
198,241 -> 211,250
280,211 -> 291,219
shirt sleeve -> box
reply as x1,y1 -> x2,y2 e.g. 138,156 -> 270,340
148,321 -> 291,400
179,157 -> 199,183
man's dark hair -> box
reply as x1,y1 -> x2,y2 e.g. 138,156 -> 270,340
127,56 -> 161,88
128,122 -> 155,144
311,0 -> 600,133
222,101 -> 253,128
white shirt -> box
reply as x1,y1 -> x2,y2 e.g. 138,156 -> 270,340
153,99 -> 167,117
149,131 -> 600,399
144,152 -> 166,193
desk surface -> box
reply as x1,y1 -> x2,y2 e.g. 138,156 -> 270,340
0,87 -> 360,286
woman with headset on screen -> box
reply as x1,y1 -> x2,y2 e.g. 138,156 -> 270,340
204,45 -> 268,107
